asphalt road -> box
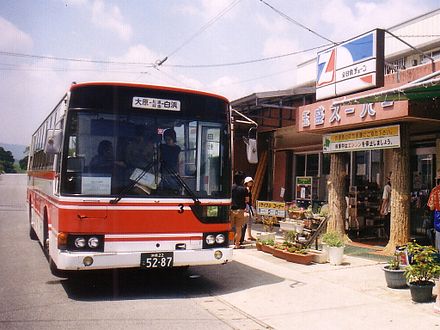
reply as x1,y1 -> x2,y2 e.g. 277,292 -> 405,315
3,174 -> 440,330
0,174 -> 273,330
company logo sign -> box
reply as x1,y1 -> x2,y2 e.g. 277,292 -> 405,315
316,29 -> 384,100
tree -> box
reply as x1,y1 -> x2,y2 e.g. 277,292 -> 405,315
384,123 -> 410,255
327,152 -> 346,235
19,156 -> 29,170
0,147 -> 15,173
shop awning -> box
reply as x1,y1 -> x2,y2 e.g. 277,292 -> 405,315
333,72 -> 440,105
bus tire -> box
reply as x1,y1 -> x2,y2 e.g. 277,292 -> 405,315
28,200 -> 38,240
43,211 -> 49,254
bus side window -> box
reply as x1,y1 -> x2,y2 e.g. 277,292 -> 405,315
67,157 -> 84,172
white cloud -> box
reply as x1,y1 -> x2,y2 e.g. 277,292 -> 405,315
320,0 -> 429,42
255,13 -> 289,34
0,17 -> 33,51
90,0 -> 132,41
263,37 -> 299,58
175,0 -> 240,19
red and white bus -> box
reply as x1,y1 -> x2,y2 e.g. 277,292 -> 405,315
27,82 -> 233,275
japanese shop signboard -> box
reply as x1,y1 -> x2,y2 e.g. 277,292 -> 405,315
256,200 -> 286,218
322,124 -> 400,153
297,100 -> 409,132
316,29 -> 384,100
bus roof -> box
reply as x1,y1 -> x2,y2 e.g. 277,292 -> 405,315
69,81 -> 230,104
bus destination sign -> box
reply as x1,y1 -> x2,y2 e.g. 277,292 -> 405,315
132,96 -> 181,111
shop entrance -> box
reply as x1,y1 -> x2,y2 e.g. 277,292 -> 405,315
410,146 -> 436,244
347,150 -> 387,244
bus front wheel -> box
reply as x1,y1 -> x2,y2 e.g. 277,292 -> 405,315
28,201 -> 37,240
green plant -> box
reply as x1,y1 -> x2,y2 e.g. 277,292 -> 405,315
387,252 -> 402,270
262,216 -> 277,232
287,246 -> 298,253
404,241 -> 440,284
261,239 -> 275,246
284,230 -> 297,243
274,242 -> 287,250
321,231 -> 344,248
319,204 -> 329,217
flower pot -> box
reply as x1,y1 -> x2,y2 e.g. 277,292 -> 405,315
279,220 -> 296,232
295,224 -> 304,234
309,249 -> 327,264
273,248 -> 286,259
383,266 -> 408,289
256,232 -> 276,242
321,244 -> 329,262
283,251 -> 314,265
409,281 -> 435,303
256,241 -> 263,251
261,244 -> 275,254
328,246 -> 344,265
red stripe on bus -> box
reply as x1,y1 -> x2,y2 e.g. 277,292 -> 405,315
27,171 -> 56,180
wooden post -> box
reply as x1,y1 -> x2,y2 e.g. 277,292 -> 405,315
327,153 -> 346,235
384,123 -> 410,255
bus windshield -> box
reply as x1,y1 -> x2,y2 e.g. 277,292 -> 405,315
61,110 -> 230,199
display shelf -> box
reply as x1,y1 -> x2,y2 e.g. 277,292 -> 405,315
347,185 -> 382,236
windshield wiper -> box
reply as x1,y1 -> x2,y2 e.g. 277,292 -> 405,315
161,161 -> 200,205
110,160 -> 156,204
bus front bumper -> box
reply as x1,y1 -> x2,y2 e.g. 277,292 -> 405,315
54,247 -> 233,271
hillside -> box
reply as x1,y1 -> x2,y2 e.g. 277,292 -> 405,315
0,143 -> 27,163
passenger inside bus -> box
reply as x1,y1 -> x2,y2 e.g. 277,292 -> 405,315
160,128 -> 182,192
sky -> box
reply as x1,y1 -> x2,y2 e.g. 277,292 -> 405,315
0,0 -> 439,146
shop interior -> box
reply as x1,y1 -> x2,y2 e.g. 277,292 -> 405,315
293,141 -> 437,246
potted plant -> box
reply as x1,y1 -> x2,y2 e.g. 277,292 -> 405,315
256,238 -> 263,251
273,242 -> 290,259
404,241 -> 440,303
383,252 -> 407,289
322,231 -> 345,265
282,246 -> 314,265
257,216 -> 277,242
260,238 -> 275,254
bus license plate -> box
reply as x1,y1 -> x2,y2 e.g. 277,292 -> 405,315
141,252 -> 174,268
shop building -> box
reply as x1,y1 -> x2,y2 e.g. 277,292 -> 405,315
232,9 -> 440,244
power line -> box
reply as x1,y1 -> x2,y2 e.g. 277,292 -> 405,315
0,34 -> 437,72
155,0 -> 242,67
164,44 -> 330,68
259,0 -> 337,45
0,51 -> 155,66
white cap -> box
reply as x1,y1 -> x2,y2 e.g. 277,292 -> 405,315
244,176 -> 253,184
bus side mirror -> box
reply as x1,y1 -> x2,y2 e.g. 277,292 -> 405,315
44,130 -> 63,154
243,137 -> 258,164
243,126 -> 258,164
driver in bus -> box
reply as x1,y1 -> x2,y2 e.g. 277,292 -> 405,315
90,140 -> 125,174
125,126 -> 155,170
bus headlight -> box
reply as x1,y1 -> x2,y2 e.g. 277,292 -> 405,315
88,237 -> 100,248
74,237 -> 86,248
215,234 -> 225,244
68,234 -> 104,252
205,235 -> 215,245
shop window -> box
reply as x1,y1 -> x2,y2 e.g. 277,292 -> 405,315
354,151 -> 370,186
307,154 -> 319,177
296,154 -> 305,176
322,153 -> 330,176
